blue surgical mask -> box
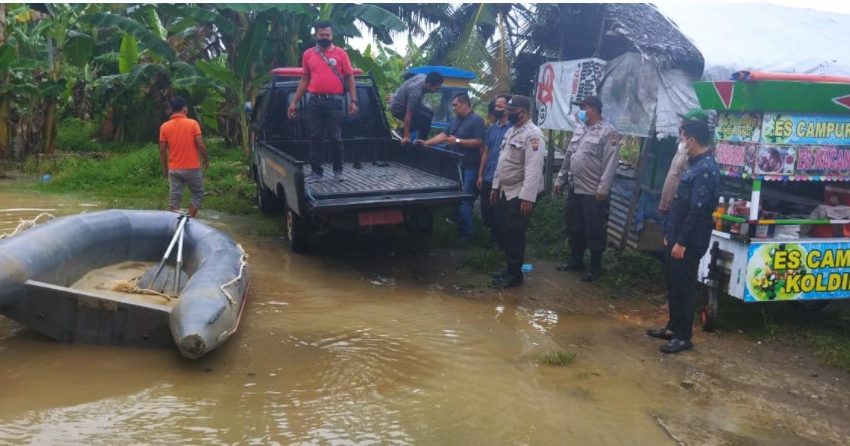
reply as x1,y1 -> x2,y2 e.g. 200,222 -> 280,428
577,110 -> 588,123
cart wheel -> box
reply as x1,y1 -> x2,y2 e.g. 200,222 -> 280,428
700,285 -> 719,332
790,300 -> 831,312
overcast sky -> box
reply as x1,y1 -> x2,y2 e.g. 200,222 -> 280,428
349,1 -> 850,55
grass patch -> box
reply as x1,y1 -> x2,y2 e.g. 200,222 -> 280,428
711,298 -> 850,372
461,246 -> 503,273
32,139 -> 256,215
536,350 -> 576,366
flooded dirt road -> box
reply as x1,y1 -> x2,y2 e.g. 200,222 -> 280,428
1,184 -> 849,445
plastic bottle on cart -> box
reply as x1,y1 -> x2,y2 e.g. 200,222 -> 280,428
725,199 -> 736,233
713,197 -> 726,230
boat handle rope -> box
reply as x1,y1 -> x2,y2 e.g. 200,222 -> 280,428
220,243 -> 248,306
0,212 -> 55,239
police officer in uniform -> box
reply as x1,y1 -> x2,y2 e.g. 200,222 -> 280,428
490,95 -> 546,288
554,96 -> 621,282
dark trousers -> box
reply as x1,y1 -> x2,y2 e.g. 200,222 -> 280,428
664,244 -> 703,342
307,95 -> 345,175
480,180 -> 501,245
496,195 -> 532,275
394,105 -> 434,140
565,188 -> 609,270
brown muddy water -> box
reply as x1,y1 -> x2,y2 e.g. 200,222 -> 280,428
0,187 -> 809,445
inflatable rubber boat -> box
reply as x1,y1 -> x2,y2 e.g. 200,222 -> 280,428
0,210 -> 248,359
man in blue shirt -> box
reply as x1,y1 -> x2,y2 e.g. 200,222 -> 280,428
416,92 -> 486,241
478,94 -> 512,247
647,119 -> 720,354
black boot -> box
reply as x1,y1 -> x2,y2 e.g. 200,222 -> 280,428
493,273 -> 523,288
583,253 -> 602,281
557,257 -> 584,272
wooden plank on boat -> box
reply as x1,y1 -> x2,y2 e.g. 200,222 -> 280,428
2,280 -> 175,347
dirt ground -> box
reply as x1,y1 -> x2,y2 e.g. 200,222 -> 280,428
347,245 -> 850,445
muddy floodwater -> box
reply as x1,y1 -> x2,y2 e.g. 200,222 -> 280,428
0,186 -> 846,445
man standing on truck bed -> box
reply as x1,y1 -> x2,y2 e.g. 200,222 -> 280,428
287,21 -> 358,182
416,92 -> 486,241
159,96 -> 209,218
390,71 -> 444,144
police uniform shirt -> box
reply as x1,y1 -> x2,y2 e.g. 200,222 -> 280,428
492,120 -> 546,202
555,119 -> 621,196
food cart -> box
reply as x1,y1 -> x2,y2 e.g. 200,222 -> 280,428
693,72 -> 850,330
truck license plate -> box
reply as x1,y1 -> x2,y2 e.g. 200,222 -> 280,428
358,209 -> 404,226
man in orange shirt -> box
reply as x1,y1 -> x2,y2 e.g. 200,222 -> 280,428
159,97 -> 210,217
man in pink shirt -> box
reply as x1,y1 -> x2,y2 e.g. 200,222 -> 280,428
287,21 -> 359,182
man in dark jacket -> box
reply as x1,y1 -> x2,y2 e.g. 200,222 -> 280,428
646,119 -> 720,353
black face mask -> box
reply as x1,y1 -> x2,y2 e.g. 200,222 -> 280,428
507,112 -> 522,124
493,110 -> 505,119
317,38 -> 332,48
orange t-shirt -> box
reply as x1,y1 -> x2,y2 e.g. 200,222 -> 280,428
159,114 -> 202,169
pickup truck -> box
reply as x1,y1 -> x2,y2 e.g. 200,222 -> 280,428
248,68 -> 470,252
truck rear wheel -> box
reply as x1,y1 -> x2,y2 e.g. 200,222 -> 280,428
256,172 -> 281,214
285,207 -> 310,253
406,208 -> 434,237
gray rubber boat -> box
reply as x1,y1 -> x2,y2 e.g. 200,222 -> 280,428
0,210 -> 249,359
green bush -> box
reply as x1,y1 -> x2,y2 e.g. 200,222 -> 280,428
57,118 -> 101,152
39,138 -> 256,215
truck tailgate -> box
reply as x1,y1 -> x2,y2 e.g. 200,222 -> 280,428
305,161 -> 458,198
304,161 -> 470,213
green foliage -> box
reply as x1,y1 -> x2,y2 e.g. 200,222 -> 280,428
462,247 -> 503,273
620,135 -> 641,167
37,137 -> 255,215
600,249 -> 665,295
57,118 -> 101,152
536,350 -> 576,366
527,196 -> 570,260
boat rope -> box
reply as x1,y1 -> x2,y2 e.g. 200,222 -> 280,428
113,276 -> 174,301
0,212 -> 55,240
220,244 -> 248,306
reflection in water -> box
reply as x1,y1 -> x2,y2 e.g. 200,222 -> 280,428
0,187 -> 806,444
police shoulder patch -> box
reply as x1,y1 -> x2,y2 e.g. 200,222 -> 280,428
608,132 -> 620,145
530,137 -> 540,151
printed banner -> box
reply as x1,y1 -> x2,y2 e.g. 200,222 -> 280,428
715,111 -> 762,142
714,141 -> 753,177
714,139 -> 850,180
746,242 -> 850,302
535,58 -> 605,131
762,113 -> 850,145
754,145 -> 796,175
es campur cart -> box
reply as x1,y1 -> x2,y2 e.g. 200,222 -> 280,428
693,71 -> 850,330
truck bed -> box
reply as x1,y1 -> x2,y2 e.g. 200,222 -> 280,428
306,161 -> 459,198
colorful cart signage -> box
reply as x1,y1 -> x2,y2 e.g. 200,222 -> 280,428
693,80 -> 850,115
746,242 -> 850,302
762,113 -> 850,145
713,111 -> 850,180
715,112 -> 761,142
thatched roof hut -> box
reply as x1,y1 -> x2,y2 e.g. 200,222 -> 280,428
515,3 -> 704,95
